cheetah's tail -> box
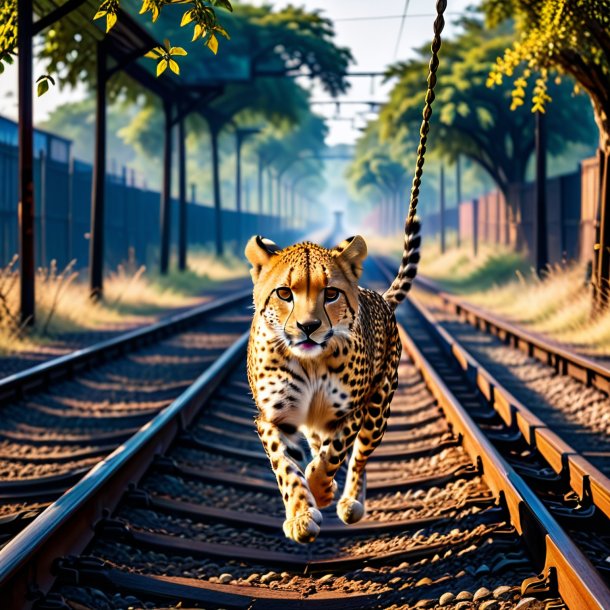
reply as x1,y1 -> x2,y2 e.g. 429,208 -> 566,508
382,215 -> 421,311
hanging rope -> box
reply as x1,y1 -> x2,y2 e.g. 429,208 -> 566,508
406,0 -> 447,223
383,0 -> 447,309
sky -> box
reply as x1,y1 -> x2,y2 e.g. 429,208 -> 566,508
0,0 -> 473,145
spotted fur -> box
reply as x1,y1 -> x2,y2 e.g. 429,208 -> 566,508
383,216 -> 421,308
245,232 -> 410,543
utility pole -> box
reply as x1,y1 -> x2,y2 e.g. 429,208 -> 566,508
473,198 -> 479,258
159,99 -> 172,274
455,156 -> 462,248
178,116 -> 187,271
235,127 -> 261,250
210,125 -> 223,256
90,41 -> 107,300
535,112 -> 548,275
18,0 -> 35,323
257,155 -> 264,216
439,164 -> 446,254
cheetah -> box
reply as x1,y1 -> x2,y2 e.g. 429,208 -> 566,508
245,217 -> 420,543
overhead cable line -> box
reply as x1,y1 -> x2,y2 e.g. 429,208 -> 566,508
334,12 -> 463,22
393,0 -> 412,59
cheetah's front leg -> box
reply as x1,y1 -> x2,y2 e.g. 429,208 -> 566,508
305,409 -> 363,509
256,418 -> 322,543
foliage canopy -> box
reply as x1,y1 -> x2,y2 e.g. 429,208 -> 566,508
379,17 -> 596,197
0,0 -> 232,92
483,0 -> 610,149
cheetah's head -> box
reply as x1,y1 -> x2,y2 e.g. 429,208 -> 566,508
245,235 -> 367,360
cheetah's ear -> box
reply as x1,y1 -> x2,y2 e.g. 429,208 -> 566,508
245,235 -> 280,283
333,235 -> 367,280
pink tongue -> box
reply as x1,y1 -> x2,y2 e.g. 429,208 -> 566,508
301,341 -> 316,349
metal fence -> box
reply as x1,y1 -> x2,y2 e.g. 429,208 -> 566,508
0,118 -> 292,271
458,169 -> 582,263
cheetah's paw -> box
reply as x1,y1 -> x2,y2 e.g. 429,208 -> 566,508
283,507 -> 323,544
337,496 -> 365,524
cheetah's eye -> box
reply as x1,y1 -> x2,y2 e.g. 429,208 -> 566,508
325,288 -> 340,303
276,287 -> 293,302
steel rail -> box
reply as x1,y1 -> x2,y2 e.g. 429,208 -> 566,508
0,288 -> 251,405
373,256 -> 610,610
414,273 -> 610,395
404,269 -> 610,523
407,290 -> 610,525
0,331 -> 250,610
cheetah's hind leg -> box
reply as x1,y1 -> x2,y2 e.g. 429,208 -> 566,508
337,398 -> 390,524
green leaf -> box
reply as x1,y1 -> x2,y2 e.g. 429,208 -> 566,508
207,34 -> 219,55
3,54 -> 13,65
170,46 -> 187,56
157,59 -> 168,76
180,10 -> 193,27
214,0 -> 233,12
169,59 -> 180,75
37,79 -> 49,97
215,26 -> 230,40
0,62 -> 4,75
47,75 -> 55,85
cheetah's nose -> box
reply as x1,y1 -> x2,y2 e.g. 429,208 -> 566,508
297,320 -> 322,337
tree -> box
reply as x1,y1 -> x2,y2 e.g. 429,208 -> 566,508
482,0 -> 610,304
1,0 -> 232,92
380,17 -> 597,250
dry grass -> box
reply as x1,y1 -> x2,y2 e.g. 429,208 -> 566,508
419,241 -> 529,292
0,249 -> 248,356
465,263 -> 610,354
418,243 -> 610,356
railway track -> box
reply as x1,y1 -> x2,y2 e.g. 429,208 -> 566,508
0,287 -> 253,551
2,261 -> 609,609
407,270 -> 610,481
373,257 -> 610,607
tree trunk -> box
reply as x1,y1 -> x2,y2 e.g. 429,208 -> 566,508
593,145 -> 610,310
590,94 -> 610,311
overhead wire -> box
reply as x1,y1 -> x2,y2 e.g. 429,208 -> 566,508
334,12 -> 463,22
393,0 -> 412,60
